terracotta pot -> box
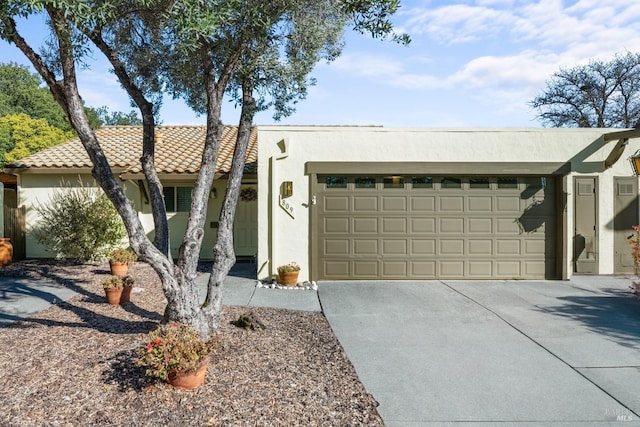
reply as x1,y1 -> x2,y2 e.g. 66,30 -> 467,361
167,358 -> 209,390
109,261 -> 128,276
278,271 -> 300,286
120,285 -> 133,304
0,238 -> 13,267
104,287 -> 123,305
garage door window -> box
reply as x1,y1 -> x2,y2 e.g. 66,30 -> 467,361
441,177 -> 461,189
325,176 -> 347,188
384,176 -> 404,188
412,177 -> 433,188
470,178 -> 490,189
355,177 -> 376,188
498,178 -> 518,189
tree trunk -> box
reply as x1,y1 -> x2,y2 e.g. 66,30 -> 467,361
203,80 -> 256,329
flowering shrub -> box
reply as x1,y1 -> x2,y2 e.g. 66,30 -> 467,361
277,262 -> 300,273
137,323 -> 216,380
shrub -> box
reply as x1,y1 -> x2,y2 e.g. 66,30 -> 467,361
32,180 -> 127,262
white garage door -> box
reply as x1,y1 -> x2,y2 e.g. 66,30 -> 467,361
314,175 -> 557,280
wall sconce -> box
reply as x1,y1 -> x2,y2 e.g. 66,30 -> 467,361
630,150 -> 640,175
281,181 -> 293,198
210,188 -> 217,199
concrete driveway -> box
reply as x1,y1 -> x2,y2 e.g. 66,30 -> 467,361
319,276 -> 640,426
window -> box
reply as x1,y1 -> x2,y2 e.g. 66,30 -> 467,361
498,178 -> 518,189
384,176 -> 404,189
470,178 -> 490,189
441,177 -> 461,189
164,186 -> 193,212
325,176 -> 347,189
355,177 -> 376,188
412,176 -> 433,189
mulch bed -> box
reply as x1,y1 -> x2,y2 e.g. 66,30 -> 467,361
0,260 -> 383,426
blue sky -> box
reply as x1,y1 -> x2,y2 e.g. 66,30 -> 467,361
2,0 -> 640,127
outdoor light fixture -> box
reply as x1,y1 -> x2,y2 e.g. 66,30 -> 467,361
630,150 -> 640,176
282,181 -> 293,198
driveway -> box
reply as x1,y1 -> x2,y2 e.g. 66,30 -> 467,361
319,276 -> 640,426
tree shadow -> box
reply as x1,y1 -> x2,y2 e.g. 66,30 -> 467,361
101,348 -> 157,392
538,287 -> 640,350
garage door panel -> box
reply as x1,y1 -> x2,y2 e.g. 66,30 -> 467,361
468,239 -> 493,255
324,260 -> 349,277
440,239 -> 464,255
412,239 -> 436,254
496,197 -> 520,212
324,239 -> 350,256
382,217 -> 407,233
383,261 -> 408,276
354,196 -> 377,211
324,196 -> 349,212
440,196 -> 464,212
354,261 -> 378,277
412,261 -> 436,276
354,239 -> 378,255
412,218 -> 436,233
439,261 -> 464,277
382,196 -> 406,211
468,218 -> 492,233
468,261 -> 493,277
412,196 -> 435,211
354,217 -> 377,233
382,239 -> 408,255
316,176 -> 556,280
468,196 -> 492,212
496,239 -> 521,255
440,217 -> 464,233
325,217 -> 350,233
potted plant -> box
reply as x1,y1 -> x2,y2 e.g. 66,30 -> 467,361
277,262 -> 300,286
120,274 -> 135,304
137,322 -> 216,390
102,275 -> 124,305
109,248 -> 137,276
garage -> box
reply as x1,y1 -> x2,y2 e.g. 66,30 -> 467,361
313,174 -> 557,280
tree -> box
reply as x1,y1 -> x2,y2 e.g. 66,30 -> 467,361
0,0 -> 407,338
0,62 -> 73,131
0,113 -> 72,166
531,52 -> 640,128
94,106 -> 142,125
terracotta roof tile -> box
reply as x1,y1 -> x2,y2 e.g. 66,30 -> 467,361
8,125 -> 258,175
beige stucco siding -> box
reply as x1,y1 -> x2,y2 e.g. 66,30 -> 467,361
256,126 -> 640,281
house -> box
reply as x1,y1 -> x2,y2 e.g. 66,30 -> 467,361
5,125 -> 258,260
6,125 -> 640,281
256,126 -> 640,281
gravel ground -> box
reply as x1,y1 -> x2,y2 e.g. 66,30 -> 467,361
0,260 -> 383,426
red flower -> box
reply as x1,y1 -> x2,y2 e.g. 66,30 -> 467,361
146,343 -> 154,350
155,338 -> 162,345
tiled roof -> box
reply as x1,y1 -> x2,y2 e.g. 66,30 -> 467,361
7,125 -> 258,175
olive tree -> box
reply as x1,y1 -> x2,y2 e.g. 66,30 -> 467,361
0,0 -> 407,337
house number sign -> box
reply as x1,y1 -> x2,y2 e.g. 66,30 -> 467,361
279,196 -> 295,218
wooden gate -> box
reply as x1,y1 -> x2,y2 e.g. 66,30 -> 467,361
3,206 -> 25,260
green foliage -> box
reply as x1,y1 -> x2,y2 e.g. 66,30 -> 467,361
0,62 -> 72,132
94,106 -> 143,125
137,322 -> 216,380
0,113 -> 72,166
32,181 -> 127,262
102,275 -> 124,289
109,247 -> 137,263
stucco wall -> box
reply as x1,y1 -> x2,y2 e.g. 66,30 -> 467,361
18,173 -> 228,259
256,126 -> 640,281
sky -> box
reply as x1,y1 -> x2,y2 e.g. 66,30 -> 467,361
2,0 -> 640,128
